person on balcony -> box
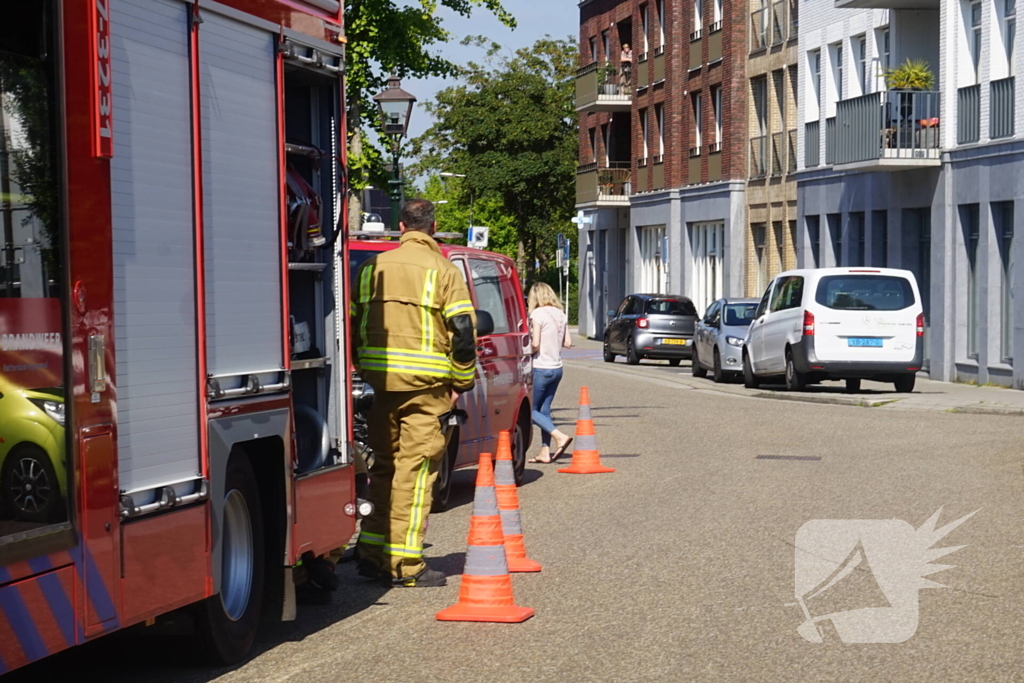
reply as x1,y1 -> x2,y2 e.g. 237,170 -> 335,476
619,43 -> 632,90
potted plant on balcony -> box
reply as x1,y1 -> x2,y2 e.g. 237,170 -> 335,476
597,169 -> 615,196
597,65 -> 619,96
884,59 -> 937,150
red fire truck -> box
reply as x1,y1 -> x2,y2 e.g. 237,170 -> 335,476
0,0 -> 357,672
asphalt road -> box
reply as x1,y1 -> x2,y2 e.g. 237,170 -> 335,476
11,354 -> 1024,682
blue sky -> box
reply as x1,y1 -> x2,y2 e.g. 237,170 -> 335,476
402,0 -> 578,142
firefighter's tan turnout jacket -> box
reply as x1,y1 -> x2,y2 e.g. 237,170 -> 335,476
353,231 -> 477,394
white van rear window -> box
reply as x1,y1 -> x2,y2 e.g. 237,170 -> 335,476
814,275 -> 916,311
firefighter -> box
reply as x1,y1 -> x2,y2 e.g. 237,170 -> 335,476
352,198 -> 476,587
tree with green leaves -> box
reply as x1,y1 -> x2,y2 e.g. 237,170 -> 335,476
409,36 -> 578,283
344,0 -> 515,229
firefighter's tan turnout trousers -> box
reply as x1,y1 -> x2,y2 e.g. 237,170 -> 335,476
357,384 -> 452,579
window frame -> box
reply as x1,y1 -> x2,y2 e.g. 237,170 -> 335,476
468,257 -> 513,335
640,3 -> 650,54
693,92 -> 703,151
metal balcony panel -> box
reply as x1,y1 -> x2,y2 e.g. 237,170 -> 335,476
833,91 -> 941,171
576,61 -> 633,113
990,77 -> 1015,140
958,84 -> 981,144
805,120 -> 820,167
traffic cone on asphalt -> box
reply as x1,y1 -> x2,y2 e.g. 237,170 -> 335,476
558,387 -> 615,474
436,452 -> 535,623
495,431 -> 542,573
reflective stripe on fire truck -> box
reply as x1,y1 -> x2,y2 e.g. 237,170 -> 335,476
443,299 -> 474,319
420,269 -> 438,353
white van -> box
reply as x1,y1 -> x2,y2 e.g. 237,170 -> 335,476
742,268 -> 924,393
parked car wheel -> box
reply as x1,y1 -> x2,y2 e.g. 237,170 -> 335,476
512,418 -> 527,486
626,338 -> 640,365
603,340 -> 615,363
894,374 -> 916,393
691,347 -> 707,378
785,351 -> 807,392
845,378 -> 862,393
712,349 -> 725,384
432,430 -> 459,512
743,351 -> 760,389
2,444 -> 63,524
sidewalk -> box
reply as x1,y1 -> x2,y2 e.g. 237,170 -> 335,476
565,328 -> 1024,416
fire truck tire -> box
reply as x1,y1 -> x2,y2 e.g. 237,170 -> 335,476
196,455 -> 265,665
431,430 -> 459,513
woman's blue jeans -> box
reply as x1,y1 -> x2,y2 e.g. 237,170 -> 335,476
531,367 -> 564,448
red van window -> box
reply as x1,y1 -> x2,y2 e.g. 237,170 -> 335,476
469,258 -> 512,334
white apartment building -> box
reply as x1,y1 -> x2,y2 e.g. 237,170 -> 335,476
796,0 -> 1024,389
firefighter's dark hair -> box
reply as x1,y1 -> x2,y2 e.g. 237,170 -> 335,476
400,199 -> 435,234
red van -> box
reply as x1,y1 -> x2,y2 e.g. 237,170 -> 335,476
348,237 -> 533,510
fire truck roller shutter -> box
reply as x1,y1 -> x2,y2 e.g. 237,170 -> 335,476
200,11 -> 283,383
111,0 -> 201,501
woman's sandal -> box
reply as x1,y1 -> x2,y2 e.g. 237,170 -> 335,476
551,437 -> 573,462
528,456 -> 555,464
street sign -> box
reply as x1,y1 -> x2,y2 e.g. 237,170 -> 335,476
467,226 -> 489,249
570,210 -> 593,229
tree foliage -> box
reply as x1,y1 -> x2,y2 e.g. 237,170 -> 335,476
344,0 -> 515,189
409,37 -> 578,282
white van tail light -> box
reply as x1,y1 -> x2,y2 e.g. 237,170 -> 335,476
916,313 -> 925,337
802,310 -> 815,336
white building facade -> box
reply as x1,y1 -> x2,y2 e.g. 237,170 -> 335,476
797,0 -> 1024,388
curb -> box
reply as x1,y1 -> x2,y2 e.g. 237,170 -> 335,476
751,391 -> 901,408
948,405 -> 1024,417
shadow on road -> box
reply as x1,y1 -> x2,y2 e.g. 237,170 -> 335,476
441,467 -> 545,513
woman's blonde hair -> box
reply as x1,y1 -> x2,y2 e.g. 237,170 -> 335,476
528,282 -> 563,313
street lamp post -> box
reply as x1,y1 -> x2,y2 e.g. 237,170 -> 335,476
373,75 -> 416,230
439,171 -> 473,236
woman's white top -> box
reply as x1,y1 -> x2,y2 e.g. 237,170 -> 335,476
530,306 -> 568,369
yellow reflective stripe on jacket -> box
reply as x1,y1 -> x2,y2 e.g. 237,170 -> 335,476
420,269 -> 438,352
348,301 -> 357,317
358,264 -> 374,348
443,299 -> 474,319
403,457 -> 432,556
358,347 -> 450,367
358,359 -> 452,378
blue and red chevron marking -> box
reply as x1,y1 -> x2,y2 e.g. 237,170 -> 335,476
0,545 -> 120,674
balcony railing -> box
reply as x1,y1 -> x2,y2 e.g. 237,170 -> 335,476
575,61 -> 633,112
825,117 -> 836,164
805,120 -> 820,167
833,90 -> 941,169
958,84 -> 980,144
576,161 -> 632,204
991,77 -> 1015,140
750,135 -> 768,178
750,5 -> 768,51
770,131 -> 785,176
787,129 -> 797,173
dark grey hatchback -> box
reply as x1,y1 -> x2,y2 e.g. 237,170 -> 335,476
603,294 -> 699,366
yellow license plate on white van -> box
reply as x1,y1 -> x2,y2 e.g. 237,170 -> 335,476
660,338 -> 689,346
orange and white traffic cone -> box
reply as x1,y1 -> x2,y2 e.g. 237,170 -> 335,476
436,451 -> 535,623
558,387 -> 615,474
494,431 -> 541,573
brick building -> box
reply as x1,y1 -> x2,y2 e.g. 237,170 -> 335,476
576,0 -> 750,338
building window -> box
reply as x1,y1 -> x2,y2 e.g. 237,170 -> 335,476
640,225 -> 668,293
639,108 -> 649,159
1007,0 -> 1017,77
589,36 -> 597,62
695,0 -> 704,33
691,222 -> 725,312
831,42 -> 844,103
850,212 -> 865,266
693,93 -> 703,151
961,204 -> 981,358
876,27 -> 890,91
589,127 -> 598,163
658,0 -> 666,47
641,4 -> 650,54
714,0 -> 723,24
655,103 -> 665,156
712,86 -> 723,146
753,224 -> 768,292
806,215 -> 821,267
773,221 -> 785,273
602,30 -> 610,61
827,213 -> 842,265
855,35 -> 868,95
872,210 -> 888,266
808,49 -> 822,120
994,201 -> 1015,362
971,0 -> 983,83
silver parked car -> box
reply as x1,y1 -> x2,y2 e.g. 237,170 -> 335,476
691,298 -> 760,382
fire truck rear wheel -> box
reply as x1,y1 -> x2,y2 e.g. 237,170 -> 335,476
196,455 -> 265,665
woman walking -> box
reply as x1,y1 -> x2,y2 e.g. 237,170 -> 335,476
527,283 -> 573,464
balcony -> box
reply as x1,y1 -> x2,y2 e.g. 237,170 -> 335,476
991,77 -> 1015,140
576,162 -> 632,205
833,90 -> 941,171
576,61 -> 632,113
750,135 -> 768,178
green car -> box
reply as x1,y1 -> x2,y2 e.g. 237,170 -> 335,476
0,381 -> 66,524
